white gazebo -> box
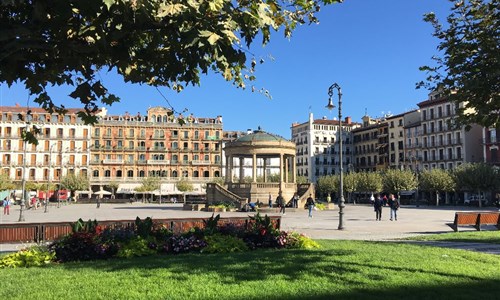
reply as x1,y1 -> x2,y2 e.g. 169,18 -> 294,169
222,129 -> 297,202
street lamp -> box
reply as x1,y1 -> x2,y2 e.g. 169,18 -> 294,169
18,121 -> 30,222
327,83 -> 345,230
44,143 -> 55,213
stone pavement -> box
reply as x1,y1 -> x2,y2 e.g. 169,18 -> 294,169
1,202 -> 499,254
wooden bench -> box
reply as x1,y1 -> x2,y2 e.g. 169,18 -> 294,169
450,212 -> 500,232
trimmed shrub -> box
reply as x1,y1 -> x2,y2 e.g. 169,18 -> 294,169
0,245 -> 55,268
202,234 -> 248,253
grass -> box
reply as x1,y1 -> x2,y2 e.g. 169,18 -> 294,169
1,240 -> 500,300
406,231 -> 500,244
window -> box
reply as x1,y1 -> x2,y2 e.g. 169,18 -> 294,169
93,170 -> 99,177
104,170 -> 111,177
127,170 -> 134,177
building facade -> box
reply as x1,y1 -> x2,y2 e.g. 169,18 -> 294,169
0,106 -> 91,187
90,107 -> 224,193
291,113 -> 359,183
417,91 -> 483,170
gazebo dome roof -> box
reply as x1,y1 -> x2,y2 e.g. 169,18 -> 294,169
236,129 -> 289,143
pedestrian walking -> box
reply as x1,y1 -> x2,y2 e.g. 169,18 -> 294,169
292,192 -> 299,208
268,192 -> 272,208
306,194 -> 315,218
388,194 -> 400,221
96,196 -> 101,209
276,192 -> 285,215
374,194 -> 383,221
3,197 -> 11,215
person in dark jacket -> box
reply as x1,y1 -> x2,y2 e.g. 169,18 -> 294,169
374,194 -> 383,221
388,194 -> 400,221
276,192 -> 285,215
306,194 -> 315,218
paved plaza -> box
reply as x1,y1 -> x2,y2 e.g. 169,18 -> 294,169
1,202 -> 500,254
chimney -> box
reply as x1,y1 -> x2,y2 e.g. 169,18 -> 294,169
345,116 -> 352,124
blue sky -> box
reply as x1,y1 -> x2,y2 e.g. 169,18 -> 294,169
0,0 -> 452,138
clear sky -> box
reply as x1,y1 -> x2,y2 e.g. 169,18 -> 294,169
0,0 -> 452,138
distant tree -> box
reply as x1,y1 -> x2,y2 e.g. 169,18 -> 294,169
209,177 -> 225,186
453,163 -> 500,207
419,169 -> 455,206
0,0 -> 342,142
0,173 -> 15,191
358,172 -> 383,197
60,173 -> 90,198
176,178 -> 194,193
343,172 -> 359,204
418,0 -> 500,129
25,181 -> 42,192
296,176 -> 309,184
316,175 -> 338,200
106,181 -> 119,199
383,169 -> 418,199
135,177 -> 160,202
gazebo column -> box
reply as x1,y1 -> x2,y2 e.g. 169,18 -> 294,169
228,155 -> 233,183
284,156 -> 289,183
279,153 -> 284,185
252,153 -> 257,183
239,157 -> 244,183
263,157 -> 267,183
224,155 -> 229,182
293,155 -> 297,183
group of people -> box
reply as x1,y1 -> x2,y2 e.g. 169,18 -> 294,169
373,193 -> 400,221
268,192 -> 316,217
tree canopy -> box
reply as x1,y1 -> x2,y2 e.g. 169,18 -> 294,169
382,169 -> 418,196
1,0 -> 340,124
418,0 -> 500,129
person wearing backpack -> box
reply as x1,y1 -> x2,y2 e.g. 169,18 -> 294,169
3,197 -> 11,215
388,194 -> 400,221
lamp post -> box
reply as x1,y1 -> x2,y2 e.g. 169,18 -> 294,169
327,83 -> 345,230
18,122 -> 30,222
44,143 -> 55,213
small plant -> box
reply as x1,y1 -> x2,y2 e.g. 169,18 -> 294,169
284,232 -> 321,249
203,213 -> 221,235
315,203 -> 326,211
162,235 -> 207,254
71,218 -> 100,234
50,232 -> 101,262
202,234 -> 248,253
135,217 -> 154,238
116,237 -> 156,258
0,245 -> 55,268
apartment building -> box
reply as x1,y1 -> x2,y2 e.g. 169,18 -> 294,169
403,109 -> 422,171
386,113 -> 405,170
483,127 -> 499,166
352,115 -> 380,172
417,91 -> 483,170
291,113 -> 359,183
0,105 -> 91,185
90,107 -> 223,193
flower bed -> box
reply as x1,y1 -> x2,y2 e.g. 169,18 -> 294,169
0,213 -> 319,268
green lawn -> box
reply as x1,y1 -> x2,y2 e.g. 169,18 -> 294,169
2,240 -> 500,299
406,231 -> 500,244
